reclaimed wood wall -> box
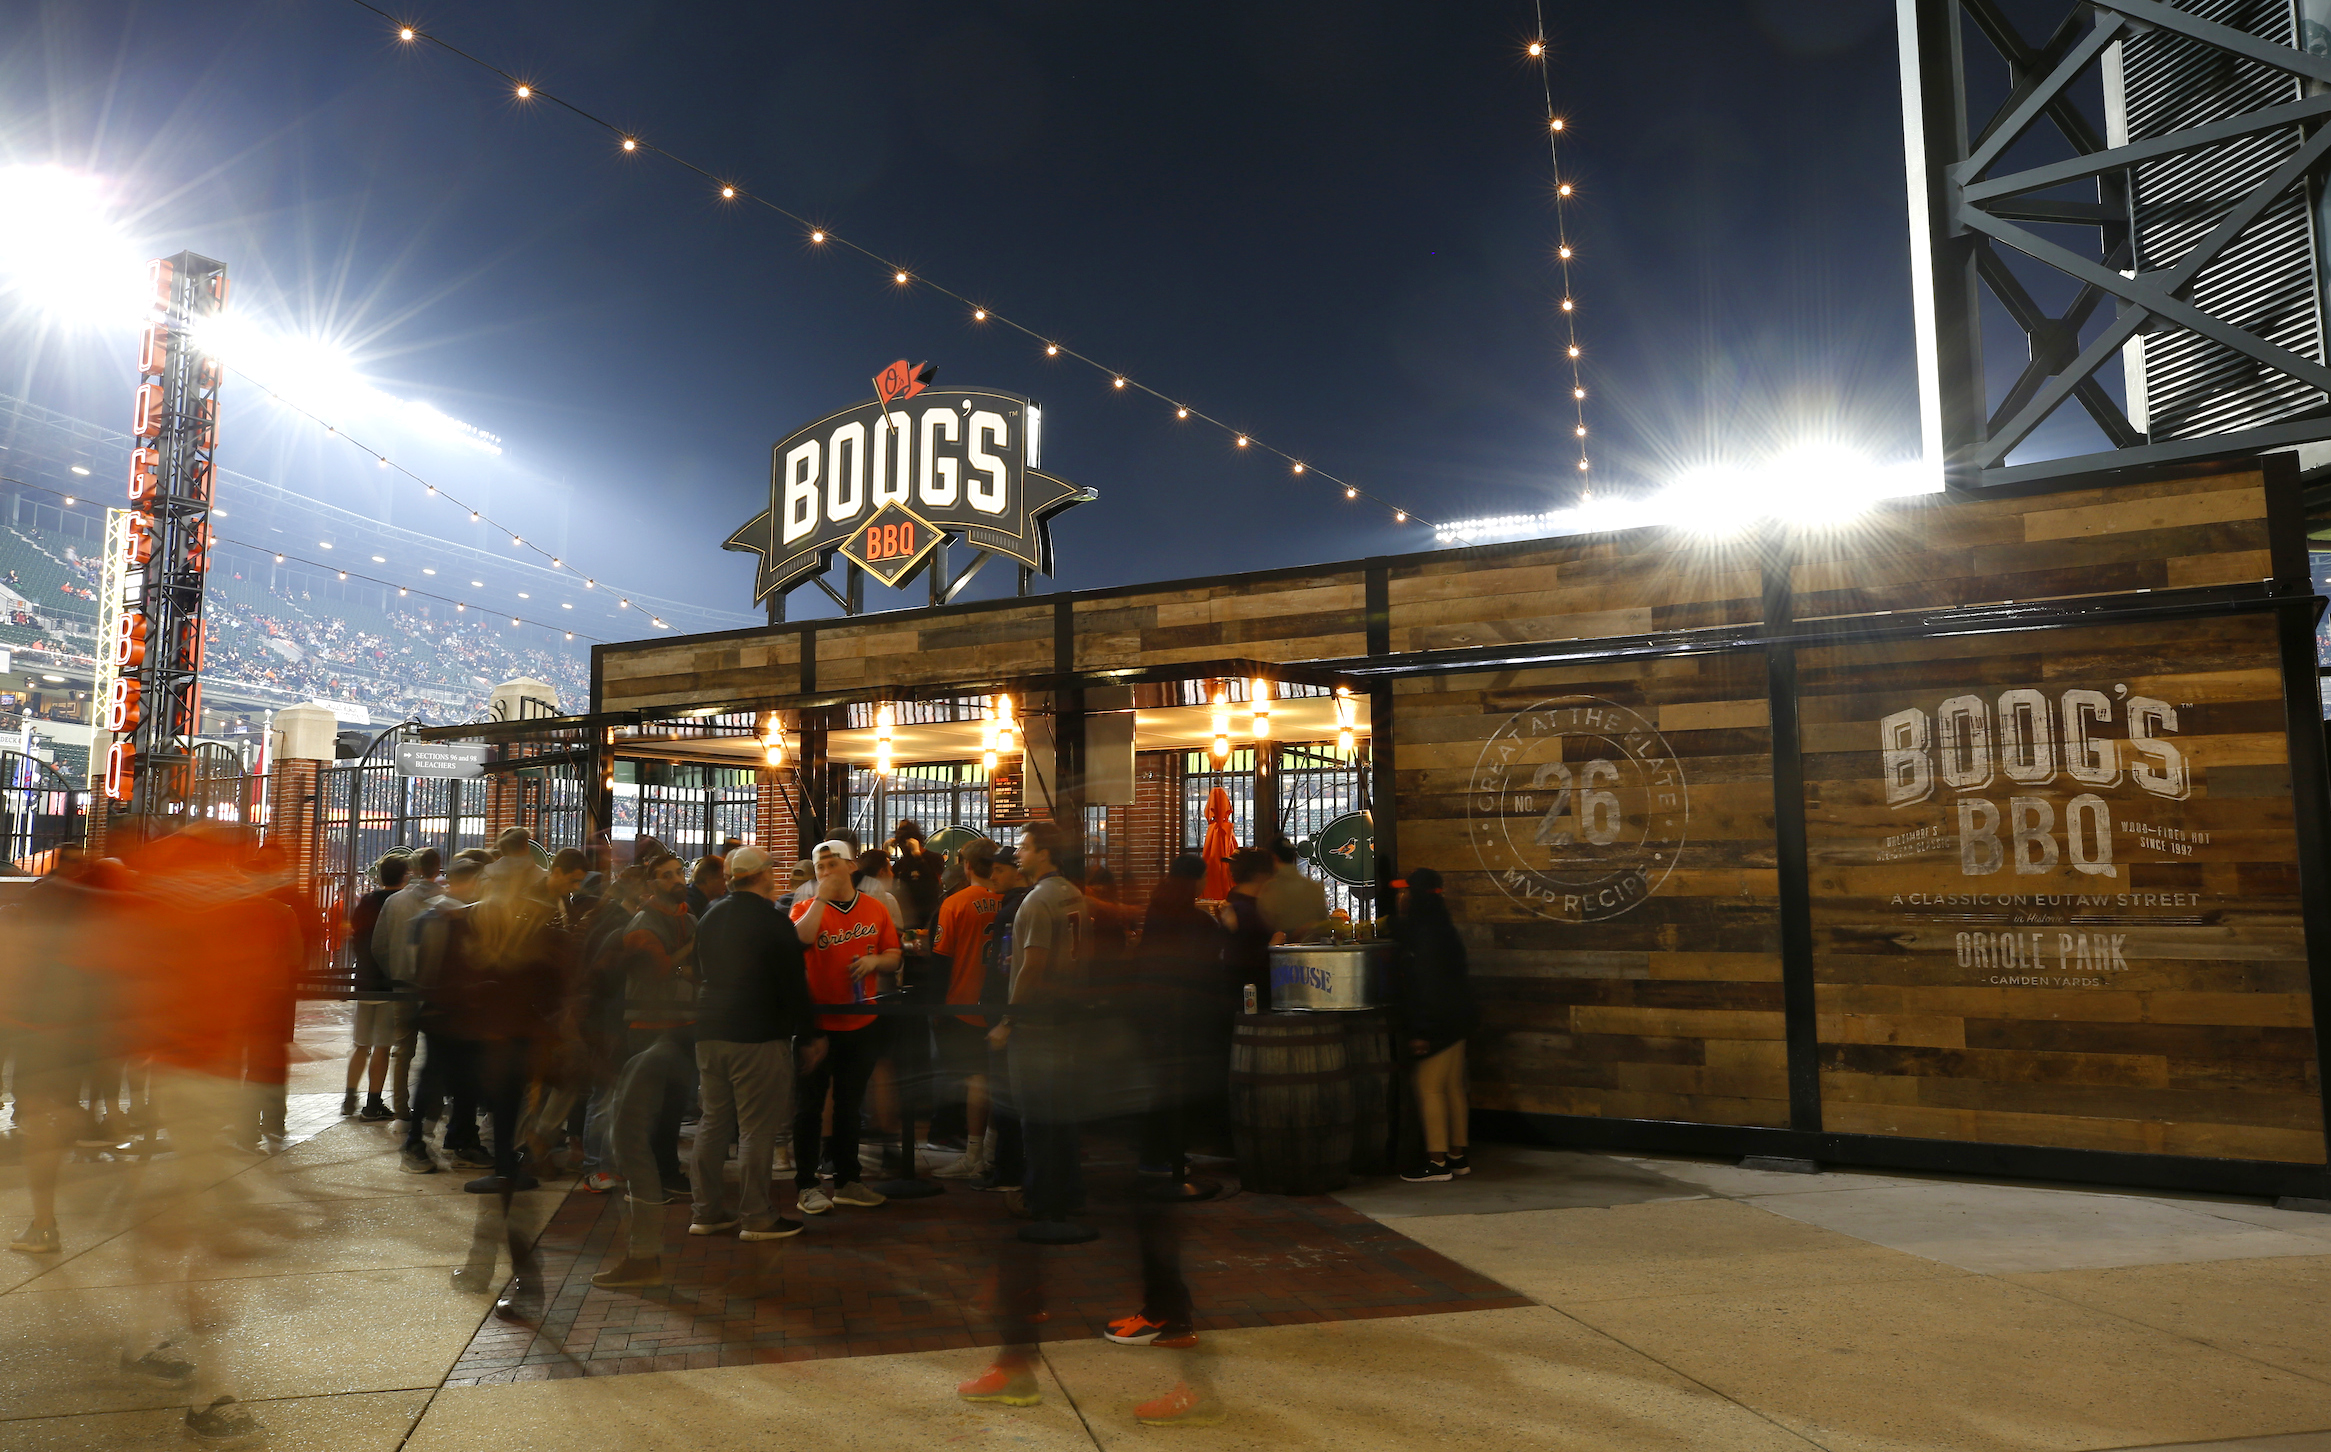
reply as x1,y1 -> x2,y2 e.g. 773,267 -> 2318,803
594,461 -> 2325,1171
1394,654 -> 1789,1128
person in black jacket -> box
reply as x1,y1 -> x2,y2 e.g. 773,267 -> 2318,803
343,854 -> 409,1121
1389,868 -> 1479,1182
685,846 -> 826,1242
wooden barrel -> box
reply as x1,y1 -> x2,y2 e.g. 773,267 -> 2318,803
1229,1013 -> 1353,1195
1343,1010 -> 1395,1176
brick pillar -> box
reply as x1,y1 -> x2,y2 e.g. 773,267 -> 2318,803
267,759 -> 323,896
1122,749 -> 1180,907
755,769 -> 799,853
485,772 -> 519,843
267,704 -> 337,899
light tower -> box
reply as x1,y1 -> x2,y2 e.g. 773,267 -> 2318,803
104,250 -> 227,820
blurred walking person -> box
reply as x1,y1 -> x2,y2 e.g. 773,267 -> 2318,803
0,851 -> 117,1256
371,846 -> 448,1119
344,853 -> 408,1121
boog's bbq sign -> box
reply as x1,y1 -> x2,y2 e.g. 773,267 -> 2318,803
725,360 -> 1094,601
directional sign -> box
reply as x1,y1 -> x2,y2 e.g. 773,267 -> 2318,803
395,742 -> 488,780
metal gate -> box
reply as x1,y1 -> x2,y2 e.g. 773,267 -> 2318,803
0,750 -> 85,874
1179,740 -> 1370,918
627,762 -> 756,863
846,761 -> 992,846
315,722 -> 487,985
188,741 -> 265,827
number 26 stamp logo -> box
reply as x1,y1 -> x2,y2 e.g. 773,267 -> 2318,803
1469,696 -> 1688,923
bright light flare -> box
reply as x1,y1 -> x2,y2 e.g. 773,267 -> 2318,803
0,166 -> 148,327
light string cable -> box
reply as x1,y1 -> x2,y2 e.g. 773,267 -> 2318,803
224,363 -> 677,629
1528,10 -> 1591,494
0,473 -> 606,642
350,1 -> 1438,529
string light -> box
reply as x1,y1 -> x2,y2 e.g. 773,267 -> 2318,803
1250,677 -> 1272,740
721,185 -> 735,199
350,4 -> 1439,528
227,359 -> 692,639
1292,462 -> 1305,474
874,701 -> 895,776
762,711 -> 787,769
515,84 -> 530,99
1529,2 -> 1591,496
1210,687 -> 1231,761
398,25 -> 414,40
973,308 -> 987,321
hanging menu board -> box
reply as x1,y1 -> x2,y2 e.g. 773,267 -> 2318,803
988,764 -> 1026,826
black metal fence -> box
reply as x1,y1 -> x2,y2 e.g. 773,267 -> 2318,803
0,750 -> 85,873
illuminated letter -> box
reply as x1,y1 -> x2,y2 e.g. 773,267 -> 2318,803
2126,695 -> 2187,800
781,440 -> 820,546
1996,688 -> 2055,784
827,421 -> 866,523
1880,708 -> 1932,806
919,407 -> 960,508
871,413 -> 911,508
967,410 -> 1009,515
1937,695 -> 1992,791
2061,689 -> 2117,786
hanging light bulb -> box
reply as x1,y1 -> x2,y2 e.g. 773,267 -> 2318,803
1335,686 -> 1357,755
981,699 -> 1000,771
1211,686 -> 1231,761
995,693 -> 1017,756
1250,677 -> 1272,740
874,702 -> 895,775
761,712 -> 786,770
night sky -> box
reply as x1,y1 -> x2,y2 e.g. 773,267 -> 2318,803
1,0 -> 1914,620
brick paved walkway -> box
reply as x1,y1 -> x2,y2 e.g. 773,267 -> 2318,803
448,1171 -> 1530,1384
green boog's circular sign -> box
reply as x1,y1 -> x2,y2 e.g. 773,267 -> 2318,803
1469,695 -> 1687,923
1308,812 -> 1375,887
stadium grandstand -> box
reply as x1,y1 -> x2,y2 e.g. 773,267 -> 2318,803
0,393 -> 753,779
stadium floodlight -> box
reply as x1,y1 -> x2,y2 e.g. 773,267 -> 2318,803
0,165 -> 148,327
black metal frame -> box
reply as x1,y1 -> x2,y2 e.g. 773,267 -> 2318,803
1903,0 -> 2331,489
0,749 -> 84,873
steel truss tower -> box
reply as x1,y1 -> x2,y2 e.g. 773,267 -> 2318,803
107,250 -> 227,819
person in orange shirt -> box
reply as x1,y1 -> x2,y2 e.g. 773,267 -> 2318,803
928,841 -> 1019,1179
789,839 -> 901,1216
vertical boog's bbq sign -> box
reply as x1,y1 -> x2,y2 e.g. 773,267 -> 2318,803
724,365 -> 1094,604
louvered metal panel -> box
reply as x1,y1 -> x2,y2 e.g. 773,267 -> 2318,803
2117,0 -> 2327,439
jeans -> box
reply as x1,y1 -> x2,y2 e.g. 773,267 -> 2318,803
404,1031 -> 484,1155
793,1023 -> 883,1189
609,1033 -> 697,1259
693,1038 -> 795,1229
475,1038 -> 531,1180
1008,1022 -> 1083,1221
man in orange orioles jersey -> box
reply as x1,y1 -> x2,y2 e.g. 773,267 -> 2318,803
789,839 -> 902,1215
928,839 -> 1012,1179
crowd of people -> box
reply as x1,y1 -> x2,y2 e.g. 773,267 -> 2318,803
0,812 -> 1477,1439
0,522 -> 592,727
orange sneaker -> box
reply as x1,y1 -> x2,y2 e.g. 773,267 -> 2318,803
957,1361 -> 1041,1406
1134,1380 -> 1223,1427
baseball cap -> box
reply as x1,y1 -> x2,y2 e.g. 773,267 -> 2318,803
991,844 -> 1019,866
725,844 -> 775,879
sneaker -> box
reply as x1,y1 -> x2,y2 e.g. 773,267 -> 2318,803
831,1181 -> 886,1208
1447,1152 -> 1471,1176
8,1222 -> 59,1255
446,1145 -> 494,1171
1002,1188 -> 1035,1220
688,1219 -> 740,1236
1400,1163 -> 1453,1183
932,1153 -> 987,1180
339,1092 -> 358,1117
738,1218 -> 805,1241
185,1394 -> 260,1441
971,1170 -> 1021,1193
358,1100 -> 394,1122
957,1360 -> 1041,1406
391,1104 -> 415,1121
463,1172 -> 541,1194
589,1257 -> 662,1289
1105,1312 -> 1197,1347
398,1146 -> 438,1175
581,1170 -> 621,1194
119,1344 -> 195,1384
1134,1381 -> 1223,1427
797,1186 -> 834,1216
